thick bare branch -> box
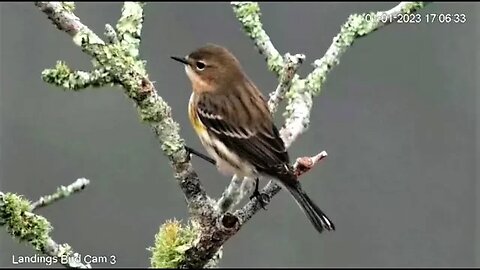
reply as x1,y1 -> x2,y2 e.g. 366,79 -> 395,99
178,151 -> 329,268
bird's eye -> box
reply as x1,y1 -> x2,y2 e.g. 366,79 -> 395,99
195,61 -> 206,71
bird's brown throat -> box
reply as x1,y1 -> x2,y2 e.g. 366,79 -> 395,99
185,66 -> 215,94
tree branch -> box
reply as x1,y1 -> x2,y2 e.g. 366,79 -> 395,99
221,2 -> 431,216
34,1 -> 222,267
42,61 -> 115,91
0,179 -> 91,268
30,178 -> 90,211
104,24 -> 119,44
231,2 -> 283,76
34,2 -> 214,217
28,1 -> 431,269
220,2 -> 430,213
218,3 -> 307,213
206,2 -> 430,268
234,151 -> 328,224
268,53 -> 305,114
115,1 -> 145,58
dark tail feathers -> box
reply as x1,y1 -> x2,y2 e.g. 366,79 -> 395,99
284,182 -> 335,233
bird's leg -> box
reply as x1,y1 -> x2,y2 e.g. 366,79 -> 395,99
185,146 -> 216,165
249,178 -> 267,210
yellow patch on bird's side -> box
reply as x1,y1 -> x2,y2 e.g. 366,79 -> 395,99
188,93 -> 206,134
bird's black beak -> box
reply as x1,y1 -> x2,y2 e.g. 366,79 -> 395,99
170,56 -> 189,65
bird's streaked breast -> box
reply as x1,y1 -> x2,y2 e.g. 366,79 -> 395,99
188,92 -> 255,178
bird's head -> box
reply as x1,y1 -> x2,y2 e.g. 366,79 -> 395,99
171,44 -> 245,93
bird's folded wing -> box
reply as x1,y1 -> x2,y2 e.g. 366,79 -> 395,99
195,96 -> 289,172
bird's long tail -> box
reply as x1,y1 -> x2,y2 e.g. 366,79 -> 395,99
282,178 -> 335,233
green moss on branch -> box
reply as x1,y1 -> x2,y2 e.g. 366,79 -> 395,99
0,193 -> 51,251
149,219 -> 198,268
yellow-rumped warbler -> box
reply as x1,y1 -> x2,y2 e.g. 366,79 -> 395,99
171,44 -> 335,233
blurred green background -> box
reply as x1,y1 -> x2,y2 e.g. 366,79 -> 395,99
0,2 -> 477,267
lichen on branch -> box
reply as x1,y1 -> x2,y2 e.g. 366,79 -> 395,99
42,61 -> 114,90
222,1 -> 430,215
28,1 -> 431,269
231,2 -> 283,76
35,2 -> 212,215
0,178 -> 91,269
30,178 -> 90,210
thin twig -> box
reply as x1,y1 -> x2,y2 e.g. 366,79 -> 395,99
268,53 -> 305,114
244,1 -> 430,224
29,2 -> 430,269
218,6 -> 305,213
234,151 -> 328,223
293,151 -> 328,178
30,178 -> 90,211
220,2 -> 430,213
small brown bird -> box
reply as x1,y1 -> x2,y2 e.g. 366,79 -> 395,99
171,44 -> 335,233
